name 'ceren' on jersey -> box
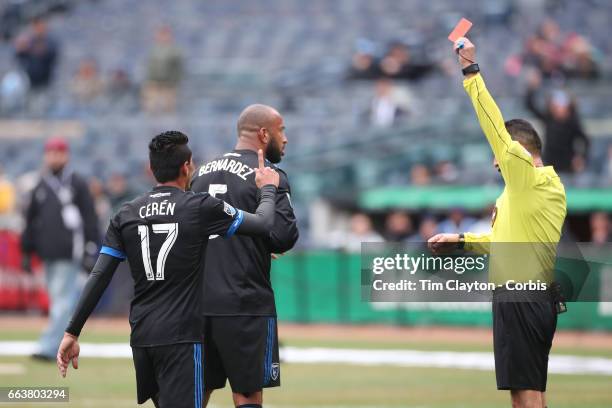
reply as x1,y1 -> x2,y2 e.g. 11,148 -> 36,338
139,199 -> 176,218
198,156 -> 255,180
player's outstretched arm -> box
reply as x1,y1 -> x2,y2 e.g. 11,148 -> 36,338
235,149 -> 279,236
57,254 -> 121,377
428,232 -> 491,255
464,232 -> 491,254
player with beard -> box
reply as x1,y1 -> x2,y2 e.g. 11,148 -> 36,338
191,104 -> 299,408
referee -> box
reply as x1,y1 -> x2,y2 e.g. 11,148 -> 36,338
428,37 -> 567,408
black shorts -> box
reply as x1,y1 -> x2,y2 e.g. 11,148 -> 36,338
203,316 -> 280,394
493,291 -> 558,392
132,343 -> 204,408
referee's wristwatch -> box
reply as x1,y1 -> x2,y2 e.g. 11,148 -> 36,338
462,63 -> 480,76
457,233 -> 465,250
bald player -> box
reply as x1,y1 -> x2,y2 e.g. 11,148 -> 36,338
191,104 -> 299,408
428,38 -> 567,408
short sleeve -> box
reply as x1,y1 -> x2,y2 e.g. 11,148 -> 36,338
100,215 -> 127,260
199,194 -> 243,238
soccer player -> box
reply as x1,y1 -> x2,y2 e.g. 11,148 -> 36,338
190,104 -> 299,408
56,131 -> 280,408
428,38 -> 567,408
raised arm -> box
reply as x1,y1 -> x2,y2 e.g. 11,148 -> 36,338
233,149 -> 280,236
454,38 -> 536,191
203,149 -> 280,238
266,169 -> 299,253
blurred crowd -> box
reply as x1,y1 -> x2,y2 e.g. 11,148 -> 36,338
0,139 -> 142,236
347,16 -> 607,182
1,16 -> 184,116
325,209 -> 611,253
0,1 -> 610,252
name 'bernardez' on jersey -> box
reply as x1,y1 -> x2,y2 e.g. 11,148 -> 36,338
191,149 -> 299,316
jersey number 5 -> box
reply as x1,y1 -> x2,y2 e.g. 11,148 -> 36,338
137,223 -> 178,280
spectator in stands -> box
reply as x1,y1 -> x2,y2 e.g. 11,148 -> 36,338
13,18 -> 59,90
524,19 -> 599,80
107,68 -> 138,112
88,177 -> 111,234
438,208 -> 475,234
21,137 -> 99,362
380,42 -> 434,81
469,205 -> 495,234
524,19 -> 564,79
602,144 -> 612,184
0,66 -> 29,114
106,173 -> 136,211
590,212 -> 610,244
368,78 -> 412,127
410,163 -> 431,185
433,160 -> 459,184
407,215 -> 438,242
70,59 -> 104,105
142,26 -> 183,114
562,34 -> 599,79
525,70 -> 589,174
0,166 -> 16,221
347,39 -> 380,80
384,210 -> 414,241
329,213 -> 383,252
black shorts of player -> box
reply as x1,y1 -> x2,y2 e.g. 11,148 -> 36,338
132,343 -> 204,408
492,288 -> 558,392
203,316 -> 280,394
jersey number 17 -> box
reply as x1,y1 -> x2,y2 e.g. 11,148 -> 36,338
137,223 -> 178,281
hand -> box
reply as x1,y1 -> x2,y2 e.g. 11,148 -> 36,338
21,254 -> 32,275
56,333 -> 80,378
453,37 -> 476,69
427,233 -> 460,254
254,149 -> 279,188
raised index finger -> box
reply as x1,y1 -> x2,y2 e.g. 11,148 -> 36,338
257,149 -> 265,170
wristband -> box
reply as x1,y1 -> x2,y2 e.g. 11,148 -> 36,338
457,233 -> 465,250
462,63 -> 480,76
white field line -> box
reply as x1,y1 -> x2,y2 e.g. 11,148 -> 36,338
1,342 -> 612,376
0,363 -> 26,375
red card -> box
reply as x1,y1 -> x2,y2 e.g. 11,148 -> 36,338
448,18 -> 473,42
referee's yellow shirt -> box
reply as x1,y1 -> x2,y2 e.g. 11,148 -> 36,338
462,74 -> 567,285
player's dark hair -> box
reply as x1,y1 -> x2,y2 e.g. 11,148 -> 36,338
504,119 -> 542,156
148,131 -> 192,183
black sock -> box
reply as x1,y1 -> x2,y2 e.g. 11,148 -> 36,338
236,405 -> 262,408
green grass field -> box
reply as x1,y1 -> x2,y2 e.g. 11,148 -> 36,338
2,327 -> 612,408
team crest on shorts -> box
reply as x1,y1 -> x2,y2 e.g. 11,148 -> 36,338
270,363 -> 280,381
223,202 -> 237,217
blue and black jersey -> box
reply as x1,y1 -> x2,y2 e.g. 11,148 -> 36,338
191,149 -> 299,316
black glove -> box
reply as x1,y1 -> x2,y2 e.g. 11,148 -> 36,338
21,253 -> 32,274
